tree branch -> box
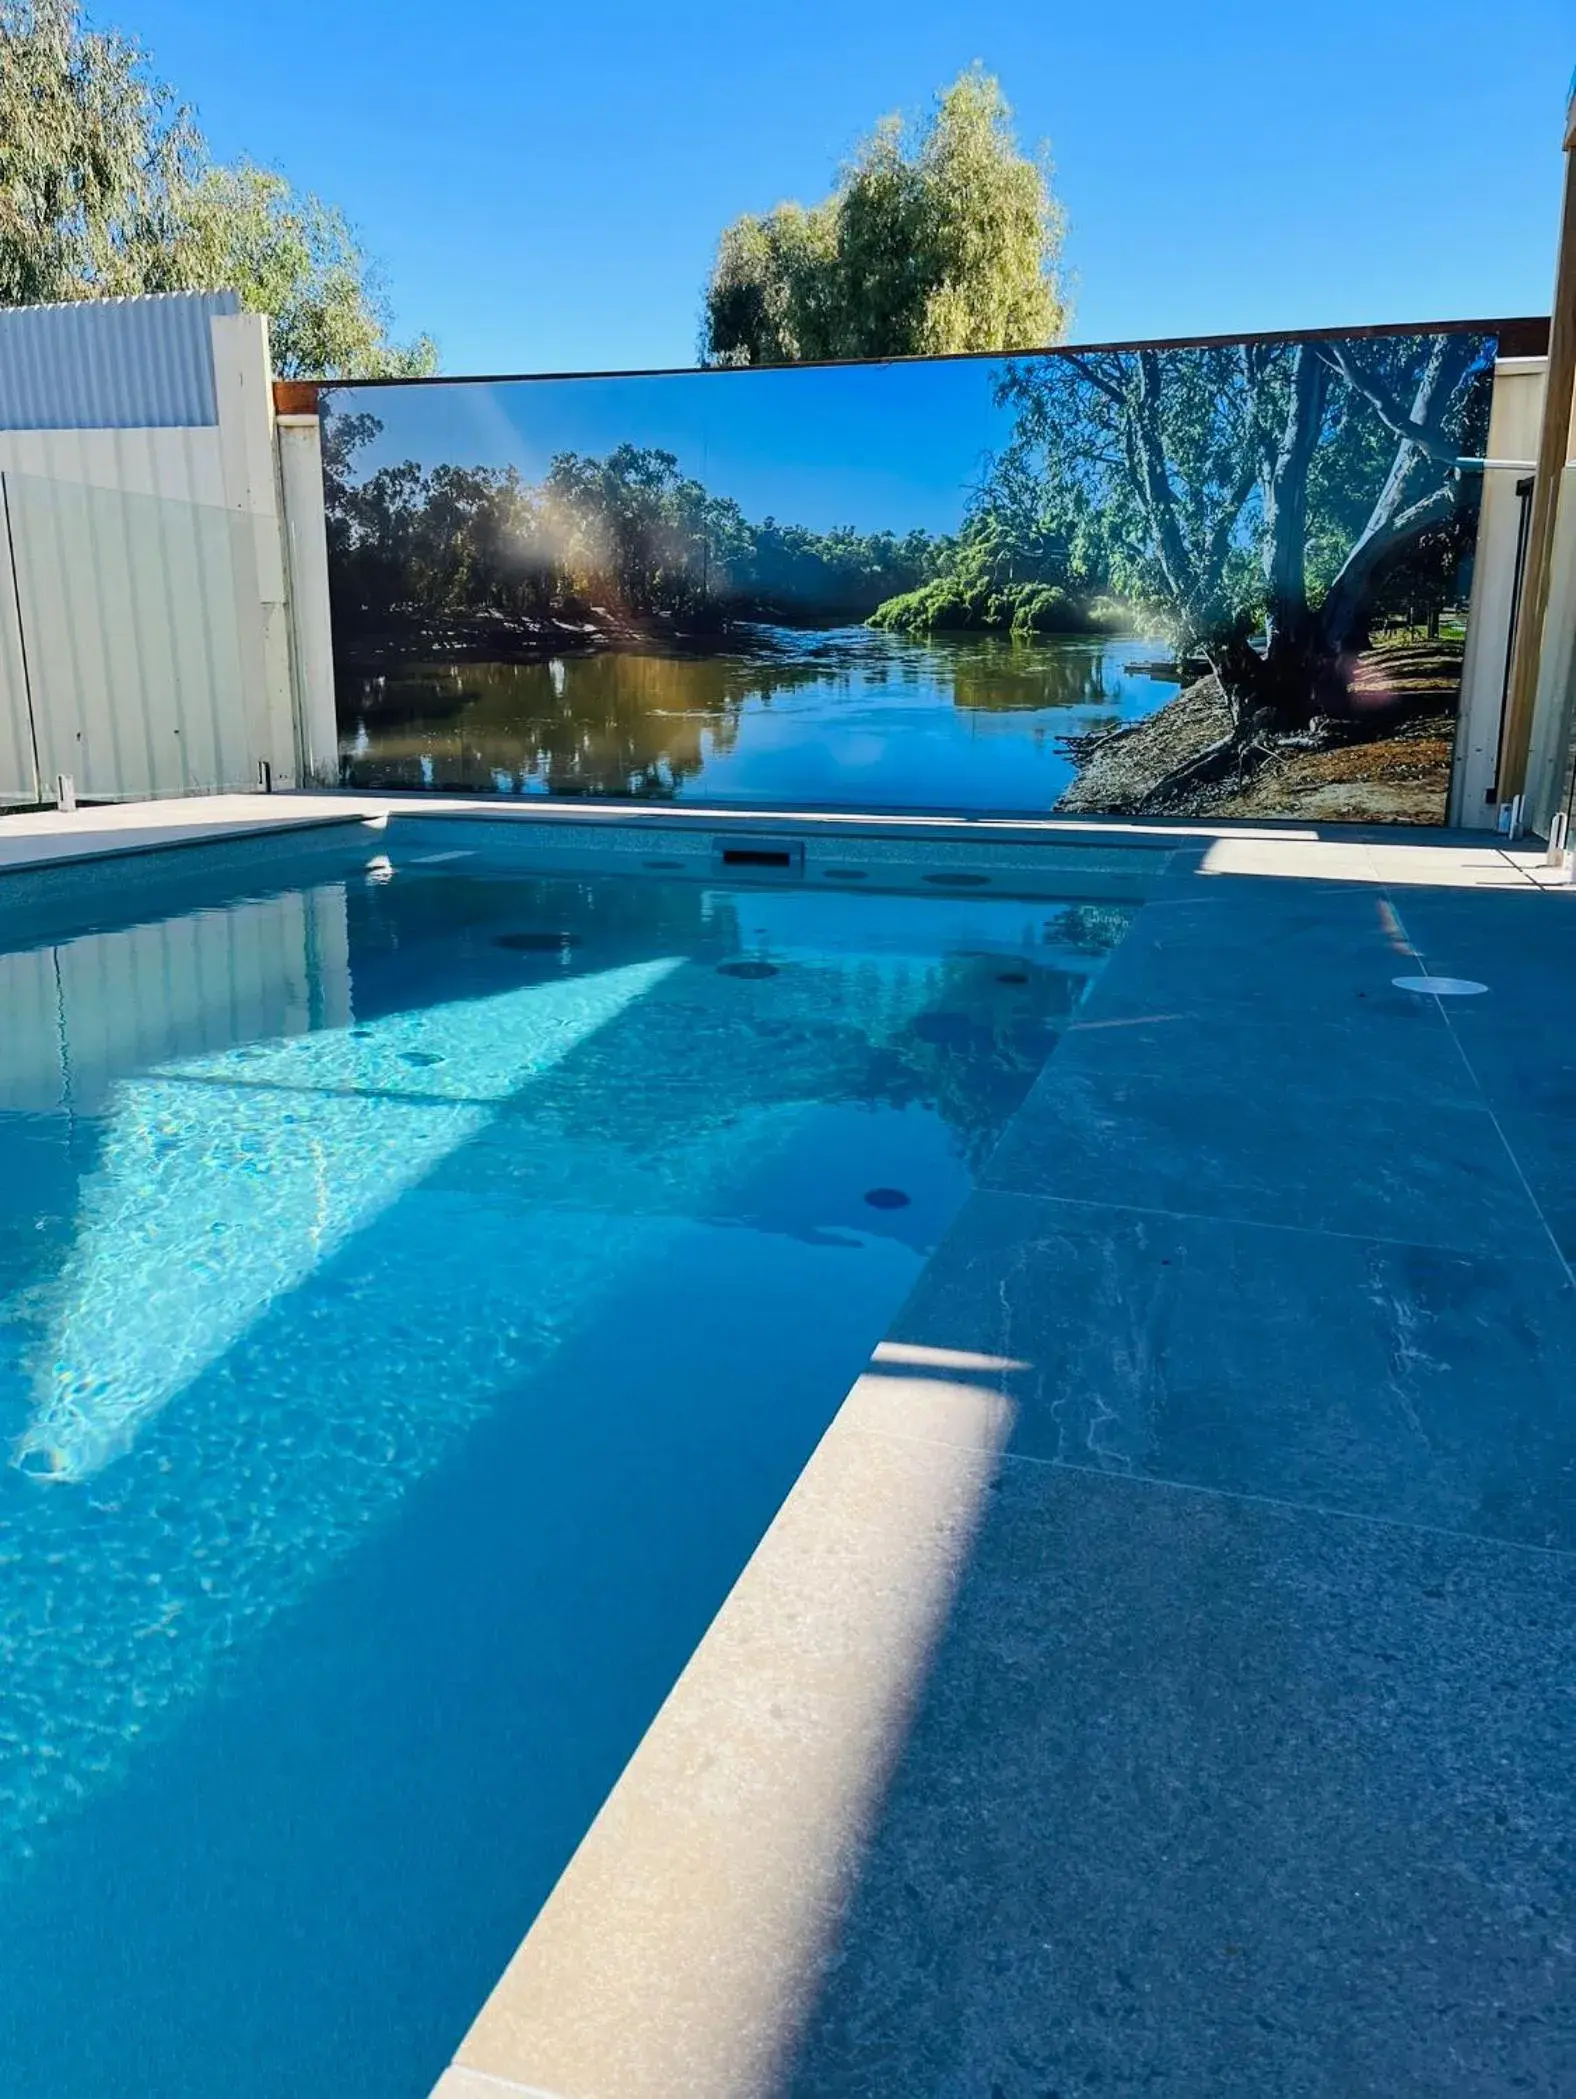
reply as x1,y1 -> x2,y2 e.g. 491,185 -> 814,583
1318,481 -> 1460,650
1060,351 -> 1131,408
1317,340 -> 1469,469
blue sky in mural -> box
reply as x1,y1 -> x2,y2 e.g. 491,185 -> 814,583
338,361 -> 1007,535
129,0 -> 1567,378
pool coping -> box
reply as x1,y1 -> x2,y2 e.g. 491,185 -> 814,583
0,794 -> 384,879
417,818 -> 1564,2099
1,789 -> 1564,890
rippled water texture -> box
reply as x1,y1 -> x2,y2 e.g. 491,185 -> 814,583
0,835 -> 1127,2095
338,625 -> 1181,811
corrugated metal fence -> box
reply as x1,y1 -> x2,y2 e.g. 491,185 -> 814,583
0,471 -> 252,803
0,293 -> 309,805
0,292 -> 240,432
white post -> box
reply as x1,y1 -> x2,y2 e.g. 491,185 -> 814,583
1451,358 -> 1547,826
211,311 -> 298,787
275,415 -> 340,786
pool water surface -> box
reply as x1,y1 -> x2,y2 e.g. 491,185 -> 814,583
0,827 -> 1127,2095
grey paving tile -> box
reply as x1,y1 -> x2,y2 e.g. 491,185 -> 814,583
982,1054 -> 1533,1254
1388,889 -> 1576,1000
1474,1096 -> 1576,1266
1082,888 -> 1429,1027
873,1189 -> 1576,1548
1401,952 -> 1576,1263
1058,1002 -> 1477,1106
783,1462 -> 1576,2099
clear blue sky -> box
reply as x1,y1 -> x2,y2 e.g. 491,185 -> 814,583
126,0 -> 1569,377
333,361 -> 1009,534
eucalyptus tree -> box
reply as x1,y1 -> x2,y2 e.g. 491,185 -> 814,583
0,0 -> 433,377
702,68 -> 1067,365
988,330 -> 1492,784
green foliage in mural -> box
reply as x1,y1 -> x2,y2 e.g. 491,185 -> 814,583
874,332 -> 1493,760
323,420 -> 940,638
983,333 -> 1492,740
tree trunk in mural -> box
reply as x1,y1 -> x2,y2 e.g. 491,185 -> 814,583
991,329 -> 1490,804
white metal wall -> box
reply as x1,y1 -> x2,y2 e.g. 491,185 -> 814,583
0,425 -> 226,507
0,503 -> 35,803
0,307 -> 310,806
2,471 -> 252,800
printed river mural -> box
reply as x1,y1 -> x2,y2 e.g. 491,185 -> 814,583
321,327 -> 1497,823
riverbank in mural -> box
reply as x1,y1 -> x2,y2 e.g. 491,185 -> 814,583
321,325 -> 1495,822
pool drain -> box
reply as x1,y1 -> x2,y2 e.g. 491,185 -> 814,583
718,960 -> 778,978
997,971 -> 1029,985
864,1187 -> 911,1210
496,931 -> 579,952
1392,975 -> 1488,997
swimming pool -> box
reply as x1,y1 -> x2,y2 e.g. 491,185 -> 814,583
0,818 -> 1129,2095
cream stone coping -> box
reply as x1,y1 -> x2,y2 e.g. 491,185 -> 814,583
0,786 -> 1557,889
445,1368 -> 1013,2099
0,791 -> 382,871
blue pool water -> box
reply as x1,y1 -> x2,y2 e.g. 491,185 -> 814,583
0,824 -> 1127,2095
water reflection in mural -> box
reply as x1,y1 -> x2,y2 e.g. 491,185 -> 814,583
322,326 -> 1496,822
336,628 -> 1181,809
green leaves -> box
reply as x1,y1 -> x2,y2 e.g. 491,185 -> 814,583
702,67 -> 1067,366
0,0 -> 432,377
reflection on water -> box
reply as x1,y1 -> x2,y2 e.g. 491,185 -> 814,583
338,625 -> 1181,812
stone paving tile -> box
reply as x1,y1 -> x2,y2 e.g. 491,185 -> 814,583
1074,891 -> 1428,1027
868,1187 -> 1576,1550
1057,1002 -> 1478,1107
782,1461 -> 1576,2099
982,1053 -> 1532,1254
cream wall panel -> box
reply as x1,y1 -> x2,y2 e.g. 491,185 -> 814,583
212,314 -> 298,787
1451,358 -> 1546,827
277,418 -> 340,784
0,485 -> 37,802
0,427 -> 225,506
1524,458 -> 1576,837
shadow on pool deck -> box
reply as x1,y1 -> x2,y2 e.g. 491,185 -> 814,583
774,868 -> 1576,2096
442,845 -> 1576,2099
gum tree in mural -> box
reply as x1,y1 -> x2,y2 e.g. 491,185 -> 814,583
321,410 -> 939,653
984,331 -> 1492,800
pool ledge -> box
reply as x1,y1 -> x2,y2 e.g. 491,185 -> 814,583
3,789 -> 1564,896
0,792 -> 383,876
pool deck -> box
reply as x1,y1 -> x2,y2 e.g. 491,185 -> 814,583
4,796 -> 1574,2097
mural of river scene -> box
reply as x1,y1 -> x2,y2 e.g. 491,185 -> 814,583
337,629 -> 1180,811
321,326 -> 1496,823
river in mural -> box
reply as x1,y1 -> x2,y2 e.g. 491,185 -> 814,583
336,626 -> 1181,812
